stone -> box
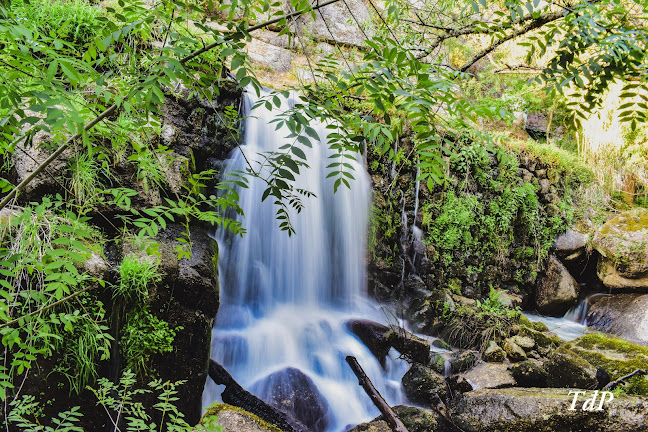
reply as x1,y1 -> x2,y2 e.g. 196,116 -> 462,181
503,339 -> 527,362
539,178 -> 551,195
510,335 -> 535,351
524,112 -> 548,140
201,404 -> 281,432
545,347 -> 598,390
483,341 -> 506,362
451,387 -> 648,432
346,319 -> 431,365
553,229 -> 589,261
586,293 -> 648,346
431,339 -> 451,350
509,360 -> 548,387
402,363 -> 448,406
83,252 -> 108,280
250,367 -> 329,432
564,334 -> 648,395
450,350 -> 479,374
246,38 -> 294,73
592,208 -> 648,290
535,255 -> 580,316
350,406 -> 441,432
518,326 -> 559,350
292,0 -> 374,48
460,362 -> 516,390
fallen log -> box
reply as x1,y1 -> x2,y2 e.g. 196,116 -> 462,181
208,360 -> 308,432
346,355 -> 410,432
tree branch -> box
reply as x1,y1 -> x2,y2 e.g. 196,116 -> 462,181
0,0 -> 343,212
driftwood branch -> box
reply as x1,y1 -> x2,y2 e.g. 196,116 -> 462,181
603,369 -> 648,391
207,360 -> 308,432
346,356 -> 409,432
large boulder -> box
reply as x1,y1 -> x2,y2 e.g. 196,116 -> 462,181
345,319 -> 431,365
564,334 -> 648,395
535,255 -> 580,316
592,208 -> 648,290
401,363 -> 448,406
246,38 -> 294,73
586,294 -> 648,346
250,368 -> 330,432
200,404 -> 282,432
349,405 -> 442,432
451,387 -> 648,432
509,360 -> 548,387
545,347 -> 598,390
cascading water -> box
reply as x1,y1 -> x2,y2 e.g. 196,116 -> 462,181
202,89 -> 407,431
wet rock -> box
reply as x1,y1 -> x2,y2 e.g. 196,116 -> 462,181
509,360 -> 548,387
402,363 -> 448,406
460,362 -> 516,390
535,255 -> 580,316
451,350 -> 478,373
202,404 -> 282,432
431,339 -> 451,350
250,368 -> 329,432
484,341 -> 506,362
346,319 -> 431,365
347,420 -> 392,432
592,208 -> 648,290
586,294 -> 648,346
545,347 -> 598,390
553,229 -> 589,261
451,387 -> 648,432
503,339 -> 527,362
564,334 -> 648,394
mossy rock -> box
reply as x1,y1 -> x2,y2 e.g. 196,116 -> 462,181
519,326 -> 560,349
565,333 -> 648,395
545,346 -> 598,389
200,404 -> 282,432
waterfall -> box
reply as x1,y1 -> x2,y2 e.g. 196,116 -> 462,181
202,89 -> 407,431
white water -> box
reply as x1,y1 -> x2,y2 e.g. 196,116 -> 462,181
202,90 -> 407,431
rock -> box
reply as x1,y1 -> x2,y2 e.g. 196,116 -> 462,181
524,112 -> 548,140
592,208 -> 648,290
401,363 -> 448,406
553,229 -> 589,261
503,339 -> 527,362
564,334 -> 648,394
539,178 -> 551,195
201,404 -> 281,432
509,360 -> 548,387
460,362 -> 516,390
13,118 -> 72,201
246,38 -> 294,73
345,319 -> 431,365
83,252 -> 108,279
586,294 -> 648,346
293,0 -> 374,48
535,255 -> 580,316
441,350 -> 478,374
451,387 -> 648,432
545,347 -> 598,389
510,335 -> 535,351
250,368 -> 329,432
347,420 -> 392,432
483,341 -> 506,362
431,339 -> 451,350
350,406 -> 441,432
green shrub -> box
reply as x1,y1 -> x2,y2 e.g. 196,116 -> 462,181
116,253 -> 161,301
120,307 -> 180,376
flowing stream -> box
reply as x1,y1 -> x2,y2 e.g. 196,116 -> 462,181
202,90 -> 407,431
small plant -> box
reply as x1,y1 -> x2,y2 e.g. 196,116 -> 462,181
128,147 -> 169,193
476,286 -> 521,320
69,151 -> 100,206
116,253 -> 162,301
120,307 -> 180,377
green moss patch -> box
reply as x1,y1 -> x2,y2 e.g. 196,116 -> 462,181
565,334 -> 648,395
201,403 -> 283,432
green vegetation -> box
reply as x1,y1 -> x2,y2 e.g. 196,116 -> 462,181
120,307 -> 180,377
116,253 -> 162,301
421,142 -> 575,296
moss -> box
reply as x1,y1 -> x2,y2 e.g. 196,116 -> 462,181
519,326 -> 559,348
599,207 -> 648,234
201,403 -> 283,432
566,334 -> 648,395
